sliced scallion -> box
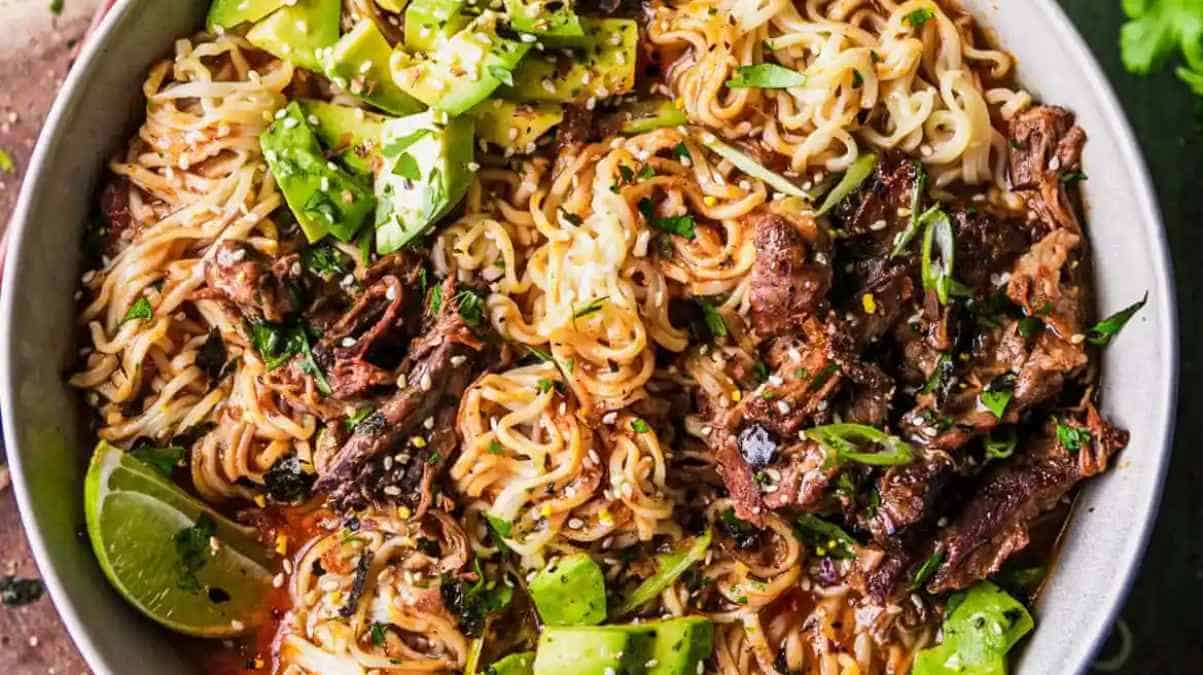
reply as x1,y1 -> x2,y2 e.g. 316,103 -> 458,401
805,423 -> 914,466
816,152 -> 879,216
696,133 -> 812,200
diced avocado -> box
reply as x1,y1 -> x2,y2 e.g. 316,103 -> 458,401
529,553 -> 607,626
246,0 -> 340,72
533,626 -> 656,675
325,20 -> 425,116
404,0 -> 469,52
486,651 -> 535,675
502,18 -> 637,103
470,100 -> 563,151
504,0 -> 586,48
605,97 -> 688,135
296,99 -> 387,175
207,0 -> 288,30
912,581 -> 1033,675
643,617 -> 713,675
373,110 -> 474,253
394,11 -> 531,117
261,102 -> 376,243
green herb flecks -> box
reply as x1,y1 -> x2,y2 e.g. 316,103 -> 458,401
122,297 -> 153,323
129,444 -> 186,478
630,418 -> 651,433
910,549 -> 945,590
983,427 -> 1018,460
816,152 -> 878,216
978,373 -> 1016,420
455,289 -> 486,327
890,161 -> 929,257
699,299 -> 728,338
1087,293 -> 1147,346
905,8 -> 934,29
173,513 -> 216,593
795,514 -> 858,559
346,407 -> 374,431
1056,420 -> 1092,454
726,63 -> 807,89
638,198 -> 697,239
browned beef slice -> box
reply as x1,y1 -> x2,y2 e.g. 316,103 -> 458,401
203,240 -> 299,323
712,429 -> 769,525
1008,105 -> 1087,233
952,207 -> 1032,291
761,440 -> 835,511
835,151 -> 922,255
848,260 -> 915,348
926,408 -> 1128,594
840,360 -> 895,426
863,454 -> 954,542
747,212 -> 831,337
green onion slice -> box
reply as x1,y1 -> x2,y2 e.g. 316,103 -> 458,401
816,152 -> 879,216
890,161 -> 929,257
696,132 -> 812,200
805,423 -> 914,466
920,207 -> 958,305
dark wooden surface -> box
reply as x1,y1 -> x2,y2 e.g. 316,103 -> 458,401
0,1 -> 1196,673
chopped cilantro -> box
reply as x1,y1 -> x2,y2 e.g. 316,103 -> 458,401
631,418 -> 651,433
122,297 -> 153,323
1087,293 -> 1147,346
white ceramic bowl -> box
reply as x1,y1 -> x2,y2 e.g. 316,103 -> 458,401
0,1 -> 1178,673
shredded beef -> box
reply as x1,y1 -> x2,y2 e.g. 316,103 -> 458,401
203,241 -> 300,323
747,210 -> 831,338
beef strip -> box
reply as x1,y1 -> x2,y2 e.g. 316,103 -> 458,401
927,405 -> 1128,594
315,273 -> 414,399
202,240 -> 300,323
747,209 -> 832,338
315,277 -> 486,512
1008,105 -> 1087,233
834,151 -> 922,256
951,207 -> 1032,292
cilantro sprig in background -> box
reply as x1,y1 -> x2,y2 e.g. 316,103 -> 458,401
1121,0 -> 1203,95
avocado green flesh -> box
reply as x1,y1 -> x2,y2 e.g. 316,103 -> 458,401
373,110 -> 475,254
502,18 -> 637,103
394,13 -> 532,117
246,0 -> 341,72
471,100 -> 563,150
529,553 -> 607,626
534,626 -> 656,675
296,99 -> 387,175
643,617 -> 713,675
325,20 -> 425,116
504,0 -> 586,48
404,0 -> 469,52
261,102 -> 376,243
487,651 -> 535,675
206,0 -> 288,30
912,581 -> 1033,675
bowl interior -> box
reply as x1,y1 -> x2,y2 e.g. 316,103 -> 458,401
0,1 -> 1177,674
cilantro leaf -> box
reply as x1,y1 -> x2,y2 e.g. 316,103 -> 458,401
1087,293 -> 1147,346
1121,0 -> 1203,94
122,297 -> 153,323
638,198 -> 696,239
726,63 -> 807,89
630,418 -> 650,433
698,299 -> 728,338
905,8 -> 934,29
979,373 -> 1016,420
1056,420 -> 1093,454
129,444 -> 186,478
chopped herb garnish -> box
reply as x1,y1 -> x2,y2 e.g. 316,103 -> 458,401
369,622 -> 388,647
816,152 -> 878,216
726,63 -> 808,89
751,360 -> 770,383
718,509 -> 759,549
487,440 -> 504,455
429,283 -> 443,314
1056,420 -> 1092,454
979,373 -> 1016,420
346,406 -> 374,431
173,513 -> 216,593
122,297 -> 153,323
637,164 -> 656,180
905,8 -> 934,29
1018,316 -> 1044,339
129,444 -> 186,478
910,549 -> 945,590
638,198 -> 697,239
248,321 -> 331,394
455,288 -> 486,327
890,161 -> 929,257
618,164 -> 636,183
671,143 -> 692,162
536,378 -> 554,394
795,514 -> 858,559
426,451 -> 442,465
699,300 -> 728,338
573,296 -> 608,319
631,418 -> 651,433
1058,170 -> 1088,184
1087,293 -> 1147,346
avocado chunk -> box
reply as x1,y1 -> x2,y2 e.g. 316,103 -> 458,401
207,0 -> 288,30
404,0 -> 469,52
533,626 -> 656,675
643,617 -> 713,675
296,99 -> 387,175
605,97 -> 688,135
502,18 -> 637,103
325,20 -> 425,116
246,0 -> 340,72
486,651 -> 536,675
373,110 -> 474,253
504,0 -> 586,48
470,100 -> 563,152
393,11 -> 531,117
912,581 -> 1033,675
261,102 -> 376,243
528,553 -> 607,626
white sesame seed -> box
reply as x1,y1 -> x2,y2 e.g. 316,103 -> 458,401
341,337 -> 357,347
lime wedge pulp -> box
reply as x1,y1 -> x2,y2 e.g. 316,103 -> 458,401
84,441 -> 275,637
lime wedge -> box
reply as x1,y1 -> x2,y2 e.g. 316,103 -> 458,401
84,441 -> 275,637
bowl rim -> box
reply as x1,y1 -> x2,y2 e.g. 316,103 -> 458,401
0,0 -> 1179,673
